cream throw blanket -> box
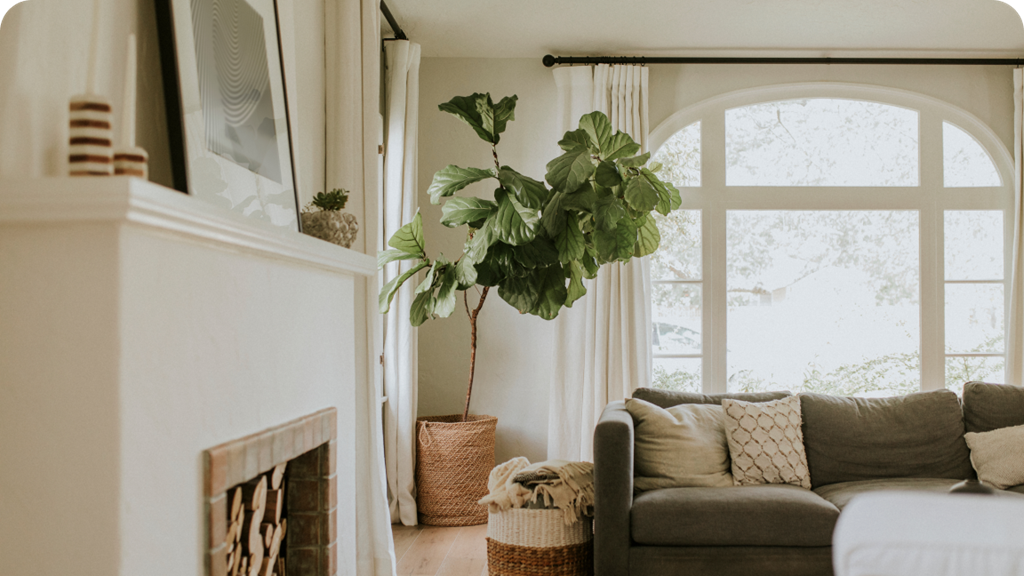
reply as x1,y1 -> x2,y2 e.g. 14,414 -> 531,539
478,458 -> 594,525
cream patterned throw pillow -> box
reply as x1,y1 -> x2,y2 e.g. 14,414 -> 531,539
721,395 -> 811,488
965,424 -> 1024,489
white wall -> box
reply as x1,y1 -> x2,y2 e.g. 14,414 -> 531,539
416,57 -> 1015,463
0,0 -> 327,201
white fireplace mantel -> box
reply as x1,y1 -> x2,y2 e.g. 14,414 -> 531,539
0,177 -> 374,576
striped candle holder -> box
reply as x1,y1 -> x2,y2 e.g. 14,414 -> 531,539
114,146 -> 148,179
69,94 -> 114,176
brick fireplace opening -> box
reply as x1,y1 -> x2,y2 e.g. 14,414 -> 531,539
205,409 -> 338,576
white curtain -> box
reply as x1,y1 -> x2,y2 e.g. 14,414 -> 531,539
1009,69 -> 1024,385
382,40 -> 422,526
548,65 -> 653,461
327,0 -> 394,573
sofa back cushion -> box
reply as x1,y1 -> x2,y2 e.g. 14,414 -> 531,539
962,382 -> 1024,433
625,398 -> 734,490
632,387 -> 790,409
800,390 -> 973,488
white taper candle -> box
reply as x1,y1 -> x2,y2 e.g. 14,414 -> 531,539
121,34 -> 137,148
86,0 -> 102,95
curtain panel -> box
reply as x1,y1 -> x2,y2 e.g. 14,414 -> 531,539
548,65 -> 653,462
1009,69 -> 1024,386
326,0 -> 395,573
382,39 -> 422,526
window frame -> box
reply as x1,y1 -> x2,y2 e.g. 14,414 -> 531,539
649,82 -> 1014,394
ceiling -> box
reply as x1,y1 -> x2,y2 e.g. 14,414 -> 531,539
381,0 -> 1024,59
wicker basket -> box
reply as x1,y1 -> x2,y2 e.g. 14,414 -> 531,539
486,509 -> 594,576
416,414 -> 497,526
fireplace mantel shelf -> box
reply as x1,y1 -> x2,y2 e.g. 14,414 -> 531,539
0,177 -> 376,277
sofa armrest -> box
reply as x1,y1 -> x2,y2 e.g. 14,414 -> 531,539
594,401 -> 634,576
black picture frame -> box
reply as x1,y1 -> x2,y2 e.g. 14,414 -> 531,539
154,0 -> 302,233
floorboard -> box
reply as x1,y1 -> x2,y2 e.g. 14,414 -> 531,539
392,523 -> 489,576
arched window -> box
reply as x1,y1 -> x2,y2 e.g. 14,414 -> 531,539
650,83 -> 1013,397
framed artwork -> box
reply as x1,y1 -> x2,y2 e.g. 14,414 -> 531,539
155,0 -> 301,232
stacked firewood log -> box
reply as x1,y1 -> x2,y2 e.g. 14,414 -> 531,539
225,464 -> 288,576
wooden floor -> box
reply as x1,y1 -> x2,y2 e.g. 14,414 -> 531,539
392,523 -> 489,576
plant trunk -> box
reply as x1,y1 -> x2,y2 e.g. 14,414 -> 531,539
462,287 -> 490,422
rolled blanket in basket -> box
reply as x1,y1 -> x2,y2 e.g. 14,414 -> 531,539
480,458 -> 594,525
478,456 -> 530,513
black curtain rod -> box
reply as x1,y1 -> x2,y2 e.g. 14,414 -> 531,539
542,54 -> 1024,67
380,0 -> 407,41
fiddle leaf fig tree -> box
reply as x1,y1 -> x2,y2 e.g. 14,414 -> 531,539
379,93 -> 682,421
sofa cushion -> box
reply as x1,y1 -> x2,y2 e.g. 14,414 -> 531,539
625,398 -> 734,491
814,478 -> 1024,510
632,387 -> 790,409
962,382 -> 1024,433
800,390 -> 973,488
965,423 -> 1024,489
631,485 -> 839,547
722,396 -> 811,489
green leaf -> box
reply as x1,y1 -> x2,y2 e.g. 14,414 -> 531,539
498,273 -> 540,314
410,291 -> 433,326
493,189 -> 539,246
530,265 -> 568,320
546,144 -> 596,195
601,132 -> 641,162
482,95 -> 518,144
463,218 -> 496,264
498,167 -> 549,209
433,267 -> 459,318
555,213 -> 585,264
648,161 -> 663,173
595,161 -> 621,188
427,165 -> 494,205
615,219 -> 639,261
624,174 -> 660,212
618,152 -> 651,168
416,254 -> 449,294
379,261 -> 429,314
514,236 -> 559,269
593,193 -> 626,231
558,129 -> 592,152
645,169 -> 682,215
540,192 -> 567,237
581,252 -> 599,279
387,212 -> 426,257
377,249 -> 420,269
565,261 -> 587,308
636,215 -> 661,258
473,259 -> 503,287
578,112 -> 612,155
595,228 -> 618,263
562,184 -> 598,213
440,196 -> 497,228
455,257 -> 478,289
438,93 -> 494,143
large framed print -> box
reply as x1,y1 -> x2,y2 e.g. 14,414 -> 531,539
156,0 -> 301,232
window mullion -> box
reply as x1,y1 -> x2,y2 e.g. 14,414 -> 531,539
920,111 -> 945,390
704,114 -> 727,394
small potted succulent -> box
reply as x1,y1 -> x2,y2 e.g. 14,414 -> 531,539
301,188 -> 359,248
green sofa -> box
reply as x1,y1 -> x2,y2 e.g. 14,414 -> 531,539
593,382 -> 1024,576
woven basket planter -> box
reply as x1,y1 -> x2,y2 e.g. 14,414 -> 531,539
415,414 -> 497,526
486,509 -> 594,576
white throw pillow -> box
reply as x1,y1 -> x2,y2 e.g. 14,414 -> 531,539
625,398 -> 734,491
721,395 -> 811,489
965,424 -> 1024,489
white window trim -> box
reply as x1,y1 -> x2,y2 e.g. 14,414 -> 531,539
650,82 -> 1014,394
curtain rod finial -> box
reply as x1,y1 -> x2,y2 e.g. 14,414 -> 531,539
543,55 -> 556,67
